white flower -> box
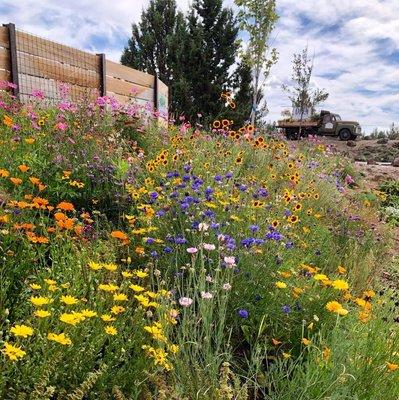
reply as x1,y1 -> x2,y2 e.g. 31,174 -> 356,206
203,243 -> 216,251
198,222 -> 209,232
224,256 -> 236,267
179,297 -> 193,307
222,283 -> 232,291
201,291 -> 213,299
206,275 -> 213,282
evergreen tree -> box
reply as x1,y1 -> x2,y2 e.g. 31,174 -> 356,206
185,0 -> 239,123
120,0 -> 187,116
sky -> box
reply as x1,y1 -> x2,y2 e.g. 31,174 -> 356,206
2,0 -> 399,133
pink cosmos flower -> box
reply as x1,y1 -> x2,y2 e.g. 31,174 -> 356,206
179,297 -> 193,307
187,247 -> 198,254
201,291 -> 213,299
55,122 -> 67,131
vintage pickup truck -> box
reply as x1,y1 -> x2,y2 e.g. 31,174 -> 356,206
277,110 -> 362,141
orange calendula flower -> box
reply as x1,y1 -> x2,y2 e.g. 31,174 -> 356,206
3,115 -> 13,127
18,165 -> 29,173
0,169 -> 10,178
111,230 -> 128,241
326,301 -> 348,316
387,362 -> 399,371
302,338 -> 311,346
56,201 -> 75,211
10,177 -> 22,185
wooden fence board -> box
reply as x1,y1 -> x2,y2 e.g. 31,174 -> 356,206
0,69 -> 11,82
0,26 -> 9,49
107,92 -> 151,107
18,52 -> 99,88
16,31 -> 99,71
0,47 -> 10,71
18,73 -> 99,100
106,76 -> 153,101
106,60 -> 153,88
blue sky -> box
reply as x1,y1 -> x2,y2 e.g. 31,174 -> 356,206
2,0 -> 399,132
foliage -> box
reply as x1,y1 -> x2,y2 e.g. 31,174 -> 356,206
0,84 -> 398,399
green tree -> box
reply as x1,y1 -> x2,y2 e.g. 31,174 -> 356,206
120,0 -> 187,116
234,0 -> 279,126
185,0 -> 239,123
282,47 -> 329,132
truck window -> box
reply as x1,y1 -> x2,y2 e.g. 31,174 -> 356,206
334,114 -> 342,121
323,114 -> 331,124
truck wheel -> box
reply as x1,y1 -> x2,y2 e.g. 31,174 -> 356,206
286,129 -> 299,140
339,129 -> 351,141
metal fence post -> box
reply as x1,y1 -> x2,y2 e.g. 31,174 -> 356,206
4,23 -> 19,97
154,74 -> 159,111
97,53 -> 106,97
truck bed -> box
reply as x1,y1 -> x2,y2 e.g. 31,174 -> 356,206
277,120 -> 319,128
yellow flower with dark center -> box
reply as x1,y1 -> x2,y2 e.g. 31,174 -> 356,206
111,306 -> 125,315
10,324 -> 34,338
2,342 -> 26,360
47,332 -> 72,346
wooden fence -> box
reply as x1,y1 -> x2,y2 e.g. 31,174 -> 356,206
0,23 -> 168,116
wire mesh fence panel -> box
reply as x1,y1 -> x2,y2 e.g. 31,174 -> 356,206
14,28 -> 101,103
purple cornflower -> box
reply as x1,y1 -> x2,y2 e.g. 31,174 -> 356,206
282,305 -> 291,314
238,309 -> 249,319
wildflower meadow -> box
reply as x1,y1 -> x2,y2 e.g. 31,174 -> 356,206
0,82 -> 398,399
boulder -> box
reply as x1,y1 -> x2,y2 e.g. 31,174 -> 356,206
392,157 -> 399,167
377,138 -> 389,144
347,140 -> 357,147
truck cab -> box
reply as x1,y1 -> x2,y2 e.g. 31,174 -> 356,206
318,111 -> 361,140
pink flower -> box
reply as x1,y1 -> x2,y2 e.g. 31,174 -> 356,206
179,297 -> 193,307
55,122 -> 67,131
203,243 -> 216,251
345,175 -> 355,185
222,283 -> 232,291
187,247 -> 198,254
224,256 -> 236,267
201,291 -> 213,299
31,89 -> 44,100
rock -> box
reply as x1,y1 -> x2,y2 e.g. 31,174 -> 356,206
392,157 -> 399,167
347,140 -> 357,147
377,138 -> 389,144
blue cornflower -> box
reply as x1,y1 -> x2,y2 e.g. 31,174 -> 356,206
238,309 -> 249,319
